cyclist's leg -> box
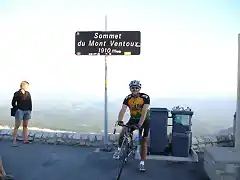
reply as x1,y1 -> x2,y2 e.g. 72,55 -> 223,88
139,120 -> 149,172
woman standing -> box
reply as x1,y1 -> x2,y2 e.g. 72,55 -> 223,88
11,81 -> 32,147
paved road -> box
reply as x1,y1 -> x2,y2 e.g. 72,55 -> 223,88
0,141 -> 208,180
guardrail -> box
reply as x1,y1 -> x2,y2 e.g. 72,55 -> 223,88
0,128 -> 234,152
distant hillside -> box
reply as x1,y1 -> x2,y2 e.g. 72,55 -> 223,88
0,97 -> 236,136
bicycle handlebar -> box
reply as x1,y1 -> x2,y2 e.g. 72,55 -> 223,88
112,121 -> 143,143
120,124 -> 139,129
113,121 -> 140,135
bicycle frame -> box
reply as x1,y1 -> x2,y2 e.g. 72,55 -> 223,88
113,122 -> 143,159
114,123 -> 142,180
121,127 -> 134,160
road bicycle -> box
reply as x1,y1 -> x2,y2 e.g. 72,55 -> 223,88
113,122 -> 142,180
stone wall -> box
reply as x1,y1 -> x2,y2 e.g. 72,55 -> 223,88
0,128 -> 234,152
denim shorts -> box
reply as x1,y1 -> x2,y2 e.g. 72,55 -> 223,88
15,109 -> 31,121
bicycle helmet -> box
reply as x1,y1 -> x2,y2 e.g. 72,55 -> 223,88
129,80 -> 141,88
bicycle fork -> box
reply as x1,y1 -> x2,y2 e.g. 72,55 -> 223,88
125,136 -> 135,162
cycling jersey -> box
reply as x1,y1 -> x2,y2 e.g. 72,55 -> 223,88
123,93 -> 150,120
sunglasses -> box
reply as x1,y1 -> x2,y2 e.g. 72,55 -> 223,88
130,87 -> 140,90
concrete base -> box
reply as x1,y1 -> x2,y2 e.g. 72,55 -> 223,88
204,147 -> 240,180
134,147 -> 198,162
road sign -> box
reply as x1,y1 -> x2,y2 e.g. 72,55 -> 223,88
75,31 -> 141,55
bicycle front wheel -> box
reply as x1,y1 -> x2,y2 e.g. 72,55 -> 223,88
116,137 -> 129,180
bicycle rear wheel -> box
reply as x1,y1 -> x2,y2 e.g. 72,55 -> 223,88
116,137 -> 129,180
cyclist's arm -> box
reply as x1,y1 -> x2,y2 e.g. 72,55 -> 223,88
118,104 -> 128,121
118,96 -> 129,121
138,95 -> 150,127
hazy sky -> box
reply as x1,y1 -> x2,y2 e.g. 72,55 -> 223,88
0,0 -> 240,100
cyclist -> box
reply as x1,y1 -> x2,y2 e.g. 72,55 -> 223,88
113,80 -> 150,172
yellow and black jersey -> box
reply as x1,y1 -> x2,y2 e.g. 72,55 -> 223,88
123,93 -> 150,120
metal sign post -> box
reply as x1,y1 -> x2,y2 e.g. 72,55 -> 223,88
104,15 -> 108,148
235,33 -> 240,150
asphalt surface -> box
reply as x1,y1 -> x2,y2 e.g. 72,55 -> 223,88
0,141 -> 209,180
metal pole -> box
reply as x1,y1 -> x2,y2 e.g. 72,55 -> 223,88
235,33 -> 240,150
104,15 -> 108,147
233,112 -> 236,144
